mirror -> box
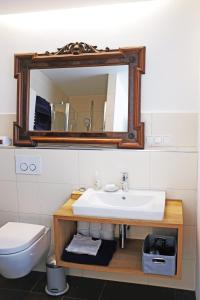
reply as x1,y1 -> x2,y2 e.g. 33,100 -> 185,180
14,42 -> 145,148
29,65 -> 128,132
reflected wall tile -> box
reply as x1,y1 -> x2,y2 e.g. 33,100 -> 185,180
0,211 -> 18,227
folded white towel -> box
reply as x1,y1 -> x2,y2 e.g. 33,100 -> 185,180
65,234 -> 101,256
90,222 -> 101,231
101,224 -> 115,240
77,221 -> 90,236
89,222 -> 102,238
101,224 -> 115,232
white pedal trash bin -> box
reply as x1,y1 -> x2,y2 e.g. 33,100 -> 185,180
45,255 -> 69,296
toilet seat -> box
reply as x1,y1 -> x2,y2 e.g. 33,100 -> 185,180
0,222 -> 45,255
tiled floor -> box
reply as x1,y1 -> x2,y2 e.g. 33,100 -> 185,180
0,271 -> 196,300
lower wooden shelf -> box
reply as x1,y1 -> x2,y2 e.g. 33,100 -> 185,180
57,239 -> 142,275
56,238 -> 179,279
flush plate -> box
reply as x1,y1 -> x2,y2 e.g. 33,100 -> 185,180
15,155 -> 42,175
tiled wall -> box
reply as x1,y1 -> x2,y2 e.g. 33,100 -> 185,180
0,112 -> 198,290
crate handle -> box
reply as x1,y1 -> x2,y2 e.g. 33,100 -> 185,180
152,258 -> 166,264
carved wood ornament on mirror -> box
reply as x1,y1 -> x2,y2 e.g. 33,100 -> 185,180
14,42 -> 145,148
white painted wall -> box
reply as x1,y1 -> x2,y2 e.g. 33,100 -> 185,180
0,0 -> 199,113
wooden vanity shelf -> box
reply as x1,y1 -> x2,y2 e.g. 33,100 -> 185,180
53,192 -> 183,279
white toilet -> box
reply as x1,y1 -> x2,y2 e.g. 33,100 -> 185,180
0,222 -> 51,279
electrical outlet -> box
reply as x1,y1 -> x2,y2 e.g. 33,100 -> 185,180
146,135 -> 171,147
153,136 -> 162,146
145,136 -> 154,146
15,155 -> 42,175
163,136 -> 171,146
146,136 -> 162,146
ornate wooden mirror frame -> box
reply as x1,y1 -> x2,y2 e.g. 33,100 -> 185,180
13,42 -> 145,148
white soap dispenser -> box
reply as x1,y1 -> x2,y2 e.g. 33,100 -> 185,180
94,171 -> 101,190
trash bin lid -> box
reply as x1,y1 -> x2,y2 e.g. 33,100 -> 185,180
46,255 -> 61,268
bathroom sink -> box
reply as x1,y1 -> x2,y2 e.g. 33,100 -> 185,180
72,188 -> 166,221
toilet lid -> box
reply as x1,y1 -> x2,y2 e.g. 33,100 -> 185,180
0,222 -> 46,254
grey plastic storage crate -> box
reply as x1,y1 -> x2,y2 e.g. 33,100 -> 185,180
142,234 -> 177,276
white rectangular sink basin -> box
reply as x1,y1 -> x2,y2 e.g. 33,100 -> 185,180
72,188 -> 166,221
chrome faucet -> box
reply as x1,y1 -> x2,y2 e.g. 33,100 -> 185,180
121,172 -> 128,192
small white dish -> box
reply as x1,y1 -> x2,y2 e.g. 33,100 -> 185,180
103,184 -> 119,192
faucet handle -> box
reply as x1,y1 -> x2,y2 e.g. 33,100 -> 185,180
122,172 -> 128,181
121,172 -> 128,192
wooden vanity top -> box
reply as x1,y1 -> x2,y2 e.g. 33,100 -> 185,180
54,192 -> 183,228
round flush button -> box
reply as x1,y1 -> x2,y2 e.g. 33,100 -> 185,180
20,162 -> 28,171
29,164 -> 36,171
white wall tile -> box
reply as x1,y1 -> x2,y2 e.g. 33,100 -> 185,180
17,181 -> 72,214
166,189 -> 196,226
0,149 -> 16,180
37,183 -> 72,214
17,182 -> 39,213
19,213 -> 53,227
39,214 -> 53,228
150,152 -> 197,190
38,149 -> 79,184
79,150 -> 150,189
0,211 -> 18,227
151,113 -> 198,148
183,226 -> 196,260
34,260 -> 47,273
147,259 -> 195,290
0,181 -> 18,212
19,213 -> 41,225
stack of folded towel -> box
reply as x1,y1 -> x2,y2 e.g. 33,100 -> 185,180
65,234 -> 102,256
62,232 -> 117,266
77,221 -> 115,240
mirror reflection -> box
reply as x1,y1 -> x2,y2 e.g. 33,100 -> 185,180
29,65 -> 128,132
